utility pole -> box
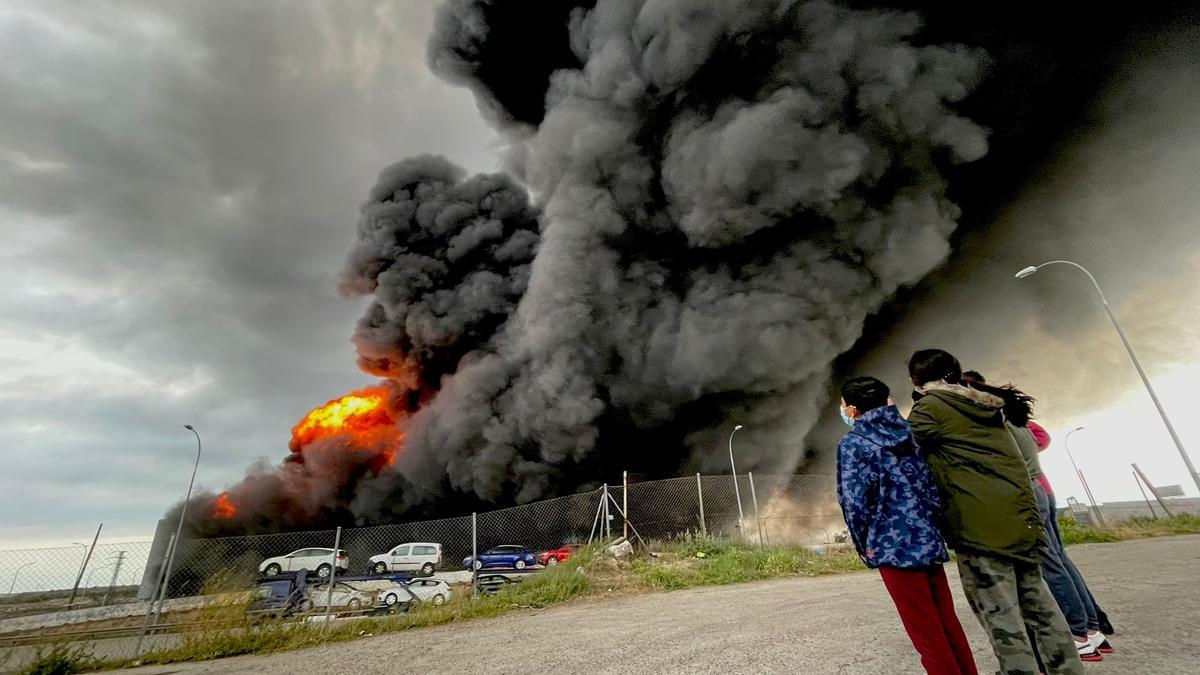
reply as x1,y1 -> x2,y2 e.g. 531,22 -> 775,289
103,551 -> 126,607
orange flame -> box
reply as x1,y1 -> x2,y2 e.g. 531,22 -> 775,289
289,386 -> 399,467
212,492 -> 236,519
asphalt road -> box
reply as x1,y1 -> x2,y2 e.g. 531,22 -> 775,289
129,535 -> 1200,675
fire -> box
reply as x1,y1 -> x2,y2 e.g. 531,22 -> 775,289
289,386 -> 399,467
212,492 -> 236,519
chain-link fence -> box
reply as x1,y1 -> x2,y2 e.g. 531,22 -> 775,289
0,473 -> 837,670
0,541 -> 154,616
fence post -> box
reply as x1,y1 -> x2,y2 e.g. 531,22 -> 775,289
623,471 -> 629,540
134,532 -> 175,660
602,484 -> 610,540
68,523 -> 103,611
696,473 -> 706,538
748,472 -> 765,547
471,512 -> 478,601
323,526 -> 342,626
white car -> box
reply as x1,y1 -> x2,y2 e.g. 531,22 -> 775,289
305,581 -> 375,611
259,548 -> 349,579
378,578 -> 451,607
368,542 -> 442,576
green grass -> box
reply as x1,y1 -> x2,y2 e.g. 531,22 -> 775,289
16,644 -> 101,675
1059,513 -> 1200,546
632,537 -> 862,590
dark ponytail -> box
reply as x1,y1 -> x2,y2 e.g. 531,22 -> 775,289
962,375 -> 1036,426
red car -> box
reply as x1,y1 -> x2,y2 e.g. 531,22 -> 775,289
537,544 -> 581,566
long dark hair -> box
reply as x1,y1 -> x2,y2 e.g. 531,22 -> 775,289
960,371 -> 1036,426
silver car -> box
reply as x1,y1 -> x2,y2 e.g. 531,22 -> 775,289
378,578 -> 451,606
306,581 -> 375,611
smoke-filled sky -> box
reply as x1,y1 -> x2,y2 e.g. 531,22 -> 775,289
3,0 -> 1199,547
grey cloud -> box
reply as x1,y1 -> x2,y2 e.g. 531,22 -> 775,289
0,0 -> 498,544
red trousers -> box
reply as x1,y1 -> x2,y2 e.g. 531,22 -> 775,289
879,565 -> 980,675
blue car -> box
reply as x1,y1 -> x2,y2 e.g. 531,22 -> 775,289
463,545 -> 538,570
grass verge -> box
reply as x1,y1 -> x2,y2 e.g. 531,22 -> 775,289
1058,513 -> 1200,545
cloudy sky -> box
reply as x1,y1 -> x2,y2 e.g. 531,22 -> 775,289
3,1 -> 1198,550
0,0 -> 498,546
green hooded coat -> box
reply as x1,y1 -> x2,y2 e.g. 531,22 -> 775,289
907,382 -> 1043,563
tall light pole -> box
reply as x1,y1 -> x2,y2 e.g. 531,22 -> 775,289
1064,426 -> 1105,527
7,562 -> 33,595
728,425 -> 745,537
156,424 -> 202,621
1017,260 -> 1200,494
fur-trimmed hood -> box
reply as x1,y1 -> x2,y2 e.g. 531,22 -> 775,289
920,381 -> 1005,410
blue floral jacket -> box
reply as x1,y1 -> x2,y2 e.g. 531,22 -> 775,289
836,406 -> 949,569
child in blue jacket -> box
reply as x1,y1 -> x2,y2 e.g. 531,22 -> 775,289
837,376 -> 978,675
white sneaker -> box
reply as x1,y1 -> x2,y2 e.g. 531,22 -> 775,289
1076,637 -> 1103,662
1087,631 -> 1105,651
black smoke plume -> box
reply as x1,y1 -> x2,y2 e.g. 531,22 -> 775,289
352,0 -> 988,521
185,0 -> 1003,534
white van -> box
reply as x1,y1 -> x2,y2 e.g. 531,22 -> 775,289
368,542 -> 442,576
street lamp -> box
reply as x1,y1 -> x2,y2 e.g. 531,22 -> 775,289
155,424 -> 202,621
728,425 -> 745,537
1064,426 -> 1105,527
7,562 -> 34,595
1017,260 -> 1200,494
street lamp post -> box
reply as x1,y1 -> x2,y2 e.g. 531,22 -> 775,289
1017,260 -> 1200,494
155,425 -> 202,622
1065,426 -> 1105,528
7,562 -> 33,595
728,425 -> 745,538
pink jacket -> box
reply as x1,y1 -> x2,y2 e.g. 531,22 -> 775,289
1028,421 -> 1053,495
1028,420 -> 1051,450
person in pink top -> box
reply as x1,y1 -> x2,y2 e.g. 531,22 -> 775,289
1026,418 -> 1115,638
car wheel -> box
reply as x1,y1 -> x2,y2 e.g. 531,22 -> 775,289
432,594 -> 445,606
473,559 -> 483,570
514,559 -> 526,570
384,593 -> 398,606
316,563 -> 332,578
373,562 -> 387,574
421,562 -> 435,576
546,556 -> 558,566
347,598 -> 362,610
264,563 -> 281,577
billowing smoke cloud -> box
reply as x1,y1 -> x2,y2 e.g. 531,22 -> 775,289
350,0 -> 987,520
185,0 -> 992,532
340,155 -> 541,399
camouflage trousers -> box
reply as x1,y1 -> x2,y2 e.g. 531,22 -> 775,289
956,552 -> 1084,675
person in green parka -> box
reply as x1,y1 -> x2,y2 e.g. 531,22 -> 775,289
906,348 -> 1083,675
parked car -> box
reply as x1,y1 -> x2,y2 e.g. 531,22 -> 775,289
537,543 -> 582,567
306,581 -> 375,611
463,545 -> 538,570
473,573 -> 524,595
378,578 -> 452,606
368,542 -> 442,576
259,548 -> 348,579
247,574 -> 310,619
